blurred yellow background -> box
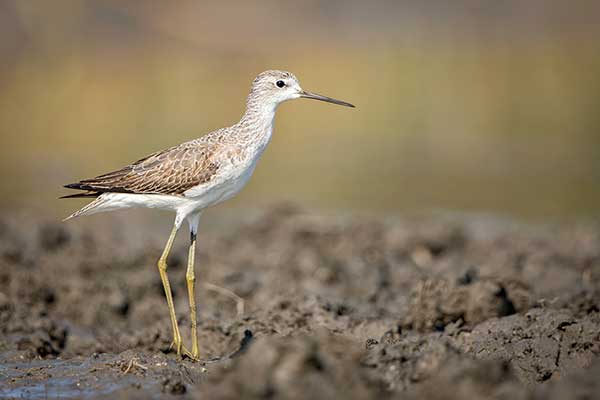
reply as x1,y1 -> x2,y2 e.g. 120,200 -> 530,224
1,0 -> 599,220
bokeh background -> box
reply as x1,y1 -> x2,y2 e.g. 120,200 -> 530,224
1,0 -> 599,221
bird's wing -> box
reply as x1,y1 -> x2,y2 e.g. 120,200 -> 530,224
64,140 -> 221,196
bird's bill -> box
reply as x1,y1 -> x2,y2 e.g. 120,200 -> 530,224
299,90 -> 355,108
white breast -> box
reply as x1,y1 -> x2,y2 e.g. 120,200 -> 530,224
184,115 -> 274,201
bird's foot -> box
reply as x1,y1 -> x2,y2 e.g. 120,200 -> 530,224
169,339 -> 200,362
169,337 -> 188,356
182,347 -> 200,362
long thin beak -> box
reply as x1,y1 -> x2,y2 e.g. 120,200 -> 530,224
299,90 -> 355,108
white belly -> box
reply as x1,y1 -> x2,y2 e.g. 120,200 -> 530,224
92,193 -> 195,213
183,157 -> 258,207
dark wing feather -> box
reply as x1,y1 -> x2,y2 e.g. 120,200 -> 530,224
63,141 -> 221,196
59,191 -> 100,199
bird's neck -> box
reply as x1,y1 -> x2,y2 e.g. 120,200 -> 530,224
236,98 -> 278,151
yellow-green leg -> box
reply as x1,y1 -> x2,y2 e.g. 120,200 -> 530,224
157,225 -> 190,357
186,231 -> 200,360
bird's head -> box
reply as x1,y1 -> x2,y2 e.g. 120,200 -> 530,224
247,70 -> 355,111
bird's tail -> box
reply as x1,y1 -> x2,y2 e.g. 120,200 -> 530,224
63,195 -> 109,221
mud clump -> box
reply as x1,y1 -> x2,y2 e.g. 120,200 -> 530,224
0,208 -> 599,399
403,276 -> 532,332
200,334 -> 380,400
16,320 -> 68,358
458,307 -> 600,384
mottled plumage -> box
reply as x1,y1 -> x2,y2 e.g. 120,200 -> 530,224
65,140 -> 222,196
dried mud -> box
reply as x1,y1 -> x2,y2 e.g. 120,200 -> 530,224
0,206 -> 599,399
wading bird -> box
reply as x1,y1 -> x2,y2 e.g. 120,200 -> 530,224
62,70 -> 354,361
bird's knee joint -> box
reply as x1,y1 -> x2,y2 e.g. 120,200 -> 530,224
186,274 -> 195,283
158,259 -> 168,271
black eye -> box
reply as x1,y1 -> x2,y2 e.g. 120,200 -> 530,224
276,80 -> 285,88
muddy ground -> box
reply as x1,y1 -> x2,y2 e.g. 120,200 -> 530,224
0,205 -> 599,399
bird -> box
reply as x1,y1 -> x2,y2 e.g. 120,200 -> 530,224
61,70 -> 354,361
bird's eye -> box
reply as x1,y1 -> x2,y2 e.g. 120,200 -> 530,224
276,80 -> 285,88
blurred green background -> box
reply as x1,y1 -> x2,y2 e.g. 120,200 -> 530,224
1,0 -> 599,220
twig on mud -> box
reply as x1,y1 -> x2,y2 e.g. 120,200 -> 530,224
123,358 -> 148,374
133,361 -> 148,371
203,282 -> 245,317
123,359 -> 134,374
